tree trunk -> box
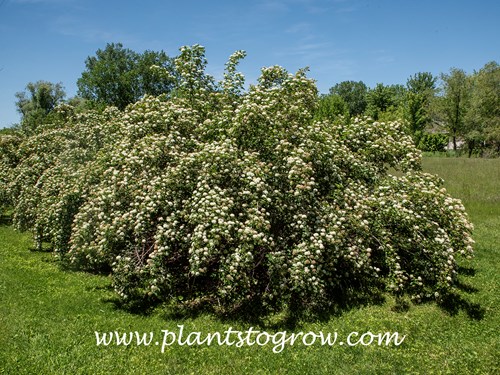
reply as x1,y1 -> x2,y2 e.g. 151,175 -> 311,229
468,140 -> 474,158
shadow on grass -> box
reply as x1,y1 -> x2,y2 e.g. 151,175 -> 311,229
411,265 -> 485,321
261,289 -> 387,331
457,265 -> 476,277
0,212 -> 12,226
29,244 -> 53,253
103,295 -> 163,316
57,256 -> 113,277
454,279 -> 479,294
93,283 -> 389,330
437,264 -> 485,320
156,285 -> 388,330
97,273 -> 485,328
438,292 -> 485,320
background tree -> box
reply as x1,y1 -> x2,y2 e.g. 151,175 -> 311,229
15,81 -> 65,134
465,61 -> 500,156
77,43 -> 177,110
365,83 -> 405,121
77,43 -> 136,109
135,50 -> 178,98
404,72 -> 437,145
314,93 -> 348,122
329,80 -> 368,117
437,68 -> 470,151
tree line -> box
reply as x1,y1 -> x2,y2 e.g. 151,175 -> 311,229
8,42 -> 500,156
319,63 -> 499,156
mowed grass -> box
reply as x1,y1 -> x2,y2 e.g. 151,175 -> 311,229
1,157 -> 499,374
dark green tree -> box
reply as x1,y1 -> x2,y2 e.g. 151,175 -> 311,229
135,50 -> 178,98
329,80 -> 368,117
403,72 -> 437,145
437,68 -> 470,151
15,81 -> 66,133
464,61 -> 500,156
314,93 -> 349,122
366,83 -> 405,120
77,43 -> 177,110
407,72 -> 437,95
77,43 -> 136,109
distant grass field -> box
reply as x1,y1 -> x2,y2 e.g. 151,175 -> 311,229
1,157 -> 499,374
422,157 -> 500,220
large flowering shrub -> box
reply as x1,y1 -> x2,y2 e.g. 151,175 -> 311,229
0,134 -> 23,211
3,46 -> 474,315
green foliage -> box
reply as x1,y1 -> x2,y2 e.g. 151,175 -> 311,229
418,133 -> 448,152
437,68 -> 470,151
465,61 -> 500,156
5,100 -> 122,253
4,46 -> 475,316
407,72 -> 437,95
329,80 -> 368,117
15,81 -> 66,134
0,127 -> 19,135
431,62 -> 499,157
0,132 -> 23,210
77,43 -> 177,110
366,83 -> 405,121
403,72 -> 437,144
314,94 -> 348,122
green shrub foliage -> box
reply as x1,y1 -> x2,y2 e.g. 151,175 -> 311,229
418,133 -> 449,152
0,134 -> 23,210
3,46 -> 474,314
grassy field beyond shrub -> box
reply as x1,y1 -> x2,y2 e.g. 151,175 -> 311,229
1,157 -> 499,374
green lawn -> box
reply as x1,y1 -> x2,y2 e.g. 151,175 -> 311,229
1,157 -> 499,374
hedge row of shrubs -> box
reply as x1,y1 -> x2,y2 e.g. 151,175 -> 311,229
0,46 -> 474,315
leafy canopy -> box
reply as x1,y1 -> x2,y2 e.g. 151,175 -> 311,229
77,43 -> 177,110
15,81 -> 66,134
329,80 -> 368,117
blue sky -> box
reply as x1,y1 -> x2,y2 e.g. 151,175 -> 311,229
1,0 -> 499,127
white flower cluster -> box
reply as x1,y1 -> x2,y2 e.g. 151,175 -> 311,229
0,134 -> 23,210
